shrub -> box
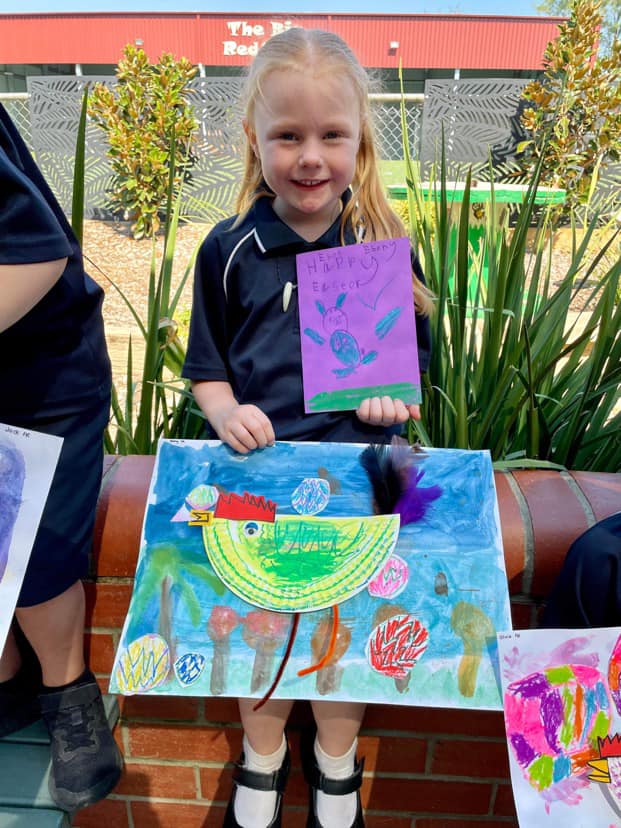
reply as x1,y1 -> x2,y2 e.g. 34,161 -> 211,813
400,87 -> 620,471
73,87 -> 205,453
88,45 -> 198,240
518,0 -> 621,216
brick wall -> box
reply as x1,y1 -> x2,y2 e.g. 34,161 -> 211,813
73,456 -> 621,827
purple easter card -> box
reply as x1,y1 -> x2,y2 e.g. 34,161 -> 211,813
296,237 -> 421,413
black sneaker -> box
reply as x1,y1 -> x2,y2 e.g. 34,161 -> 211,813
39,671 -> 123,812
0,657 -> 42,737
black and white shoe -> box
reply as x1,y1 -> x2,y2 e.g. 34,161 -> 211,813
301,728 -> 365,828
223,747 -> 291,828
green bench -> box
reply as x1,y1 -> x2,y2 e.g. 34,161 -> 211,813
0,695 -> 119,828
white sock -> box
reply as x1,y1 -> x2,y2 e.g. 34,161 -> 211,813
233,734 -> 287,828
314,736 -> 358,828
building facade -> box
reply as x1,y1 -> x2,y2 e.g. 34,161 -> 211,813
0,11 -> 564,93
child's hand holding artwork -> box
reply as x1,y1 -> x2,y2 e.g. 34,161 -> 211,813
192,380 -> 275,455
356,396 -> 421,426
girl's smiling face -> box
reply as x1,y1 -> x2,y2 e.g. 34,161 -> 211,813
245,67 -> 361,241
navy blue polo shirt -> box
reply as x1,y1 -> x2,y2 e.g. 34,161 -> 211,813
184,193 -> 431,444
0,104 -> 111,420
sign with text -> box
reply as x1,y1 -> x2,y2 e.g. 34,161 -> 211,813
222,18 -> 295,57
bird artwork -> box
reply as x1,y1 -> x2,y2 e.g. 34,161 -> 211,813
185,437 -> 442,708
588,733 -> 621,811
197,494 -> 400,613
111,439 -> 510,712
0,427 -> 62,654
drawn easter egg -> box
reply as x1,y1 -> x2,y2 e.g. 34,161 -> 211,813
186,484 -> 219,510
114,633 -> 171,694
366,613 -> 428,679
504,664 -> 612,794
174,652 -> 206,687
291,477 -> 331,515
368,554 -> 409,599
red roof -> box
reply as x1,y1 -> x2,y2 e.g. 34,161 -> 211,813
0,12 -> 563,70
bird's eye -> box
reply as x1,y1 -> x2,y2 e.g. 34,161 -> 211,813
242,521 -> 261,537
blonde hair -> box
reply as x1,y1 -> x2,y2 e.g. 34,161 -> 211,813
235,27 -> 433,316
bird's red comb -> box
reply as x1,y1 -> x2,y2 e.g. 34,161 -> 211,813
598,734 -> 621,758
214,491 -> 277,523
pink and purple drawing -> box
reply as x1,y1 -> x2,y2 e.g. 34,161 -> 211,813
498,628 -> 621,826
296,238 -> 421,413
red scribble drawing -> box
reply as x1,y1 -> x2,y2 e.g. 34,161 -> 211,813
367,613 -> 428,679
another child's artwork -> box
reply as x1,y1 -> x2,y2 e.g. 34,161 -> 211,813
296,238 -> 421,412
0,422 -> 63,650
498,627 -> 621,827
111,439 -> 511,710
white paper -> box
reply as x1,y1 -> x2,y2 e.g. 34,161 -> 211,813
0,422 -> 63,651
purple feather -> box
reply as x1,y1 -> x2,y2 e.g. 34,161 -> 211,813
393,467 -> 442,526
359,437 -> 442,526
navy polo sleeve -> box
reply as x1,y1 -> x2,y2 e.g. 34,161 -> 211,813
183,227 -> 231,383
0,145 -> 72,266
412,252 -> 432,374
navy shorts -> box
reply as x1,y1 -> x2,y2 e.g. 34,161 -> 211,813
6,399 -> 110,607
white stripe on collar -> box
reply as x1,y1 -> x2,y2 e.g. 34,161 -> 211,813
253,227 -> 266,253
222,228 -> 256,300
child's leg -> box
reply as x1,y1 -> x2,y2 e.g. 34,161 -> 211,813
239,697 -> 294,753
15,580 -> 86,685
0,626 -> 21,681
308,700 -> 366,828
230,698 -> 294,828
12,580 -> 122,811
311,699 -> 366,756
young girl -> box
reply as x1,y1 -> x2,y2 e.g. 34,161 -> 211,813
183,28 -> 433,828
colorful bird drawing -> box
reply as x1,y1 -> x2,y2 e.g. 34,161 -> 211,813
198,492 -> 400,613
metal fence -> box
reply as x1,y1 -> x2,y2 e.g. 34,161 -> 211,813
3,84 -> 618,222
371,93 -> 423,161
0,93 -> 32,147
1,83 -> 423,222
